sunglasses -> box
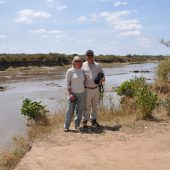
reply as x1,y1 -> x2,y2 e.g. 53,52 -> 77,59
75,60 -> 82,62
87,55 -> 93,57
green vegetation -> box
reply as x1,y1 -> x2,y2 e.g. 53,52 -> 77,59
136,85 -> 157,118
157,59 -> 170,82
116,77 -> 157,119
0,53 -> 165,70
21,98 -> 49,125
116,77 -> 146,97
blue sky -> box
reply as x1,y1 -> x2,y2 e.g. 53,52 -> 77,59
0,0 -> 170,55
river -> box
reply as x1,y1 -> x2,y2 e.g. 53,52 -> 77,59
0,62 -> 158,151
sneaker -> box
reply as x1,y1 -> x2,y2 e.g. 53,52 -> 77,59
91,119 -> 100,127
82,120 -> 88,128
64,128 -> 69,132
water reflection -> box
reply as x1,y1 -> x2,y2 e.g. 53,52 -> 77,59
0,62 -> 158,150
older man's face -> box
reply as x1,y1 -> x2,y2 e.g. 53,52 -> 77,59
86,54 -> 94,63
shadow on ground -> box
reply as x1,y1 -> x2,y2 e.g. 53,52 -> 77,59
71,124 -> 123,134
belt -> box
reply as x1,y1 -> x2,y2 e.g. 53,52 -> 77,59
85,86 -> 98,89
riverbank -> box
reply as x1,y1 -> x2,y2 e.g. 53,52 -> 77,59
14,114 -> 170,170
0,60 -> 158,83
0,53 -> 164,70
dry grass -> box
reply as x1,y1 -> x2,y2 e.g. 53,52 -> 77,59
153,81 -> 170,96
0,112 -> 65,170
0,136 -> 29,170
98,96 -> 141,125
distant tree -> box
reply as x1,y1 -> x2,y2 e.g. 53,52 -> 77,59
160,39 -> 170,48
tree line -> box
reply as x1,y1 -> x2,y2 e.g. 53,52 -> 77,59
0,53 -> 166,70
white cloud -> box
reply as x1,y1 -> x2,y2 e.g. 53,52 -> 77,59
41,35 -> 49,38
77,16 -> 87,22
78,40 -> 93,43
57,5 -> 67,11
114,19 -> 142,30
0,0 -> 6,4
119,30 -> 141,37
49,29 -> 63,34
137,37 -> 151,47
30,28 -> 64,40
100,10 -> 142,37
110,41 -> 116,44
0,35 -> 7,38
100,0 -> 112,2
30,29 -> 63,34
91,13 -> 99,22
113,1 -> 128,7
14,9 -> 51,24
29,29 -> 47,34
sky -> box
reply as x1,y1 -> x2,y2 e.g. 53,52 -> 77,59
0,0 -> 170,55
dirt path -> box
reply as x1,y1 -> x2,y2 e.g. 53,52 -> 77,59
15,118 -> 170,170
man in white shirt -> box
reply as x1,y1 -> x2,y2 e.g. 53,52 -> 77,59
82,50 -> 105,128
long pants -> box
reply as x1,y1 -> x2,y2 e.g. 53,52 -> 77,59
83,87 -> 99,121
64,92 -> 85,129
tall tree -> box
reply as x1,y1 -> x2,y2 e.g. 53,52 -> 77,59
160,39 -> 170,48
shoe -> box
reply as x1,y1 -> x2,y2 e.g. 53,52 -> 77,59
91,119 -> 100,127
64,128 -> 69,132
75,126 -> 81,132
82,120 -> 88,128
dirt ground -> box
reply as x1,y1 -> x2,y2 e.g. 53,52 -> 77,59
15,116 -> 170,170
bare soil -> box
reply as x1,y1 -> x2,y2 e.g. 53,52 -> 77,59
15,116 -> 170,170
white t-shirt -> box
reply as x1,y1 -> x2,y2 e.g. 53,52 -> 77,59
66,67 -> 85,93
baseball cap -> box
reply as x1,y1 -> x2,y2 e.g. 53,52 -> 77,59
86,50 -> 94,56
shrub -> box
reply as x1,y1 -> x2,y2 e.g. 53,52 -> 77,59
116,80 -> 134,97
116,77 -> 146,97
21,98 -> 49,125
157,59 -> 170,82
136,85 -> 157,118
117,77 -> 157,119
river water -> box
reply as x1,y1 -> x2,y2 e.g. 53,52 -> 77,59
0,62 -> 158,151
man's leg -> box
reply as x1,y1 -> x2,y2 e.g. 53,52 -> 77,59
82,89 -> 92,127
91,88 -> 100,127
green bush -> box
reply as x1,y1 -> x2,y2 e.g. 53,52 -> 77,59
116,77 -> 146,97
117,77 -> 157,119
157,59 -> 170,82
21,98 -> 49,124
136,85 -> 157,118
116,80 -> 134,97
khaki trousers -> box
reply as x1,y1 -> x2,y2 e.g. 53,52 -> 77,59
83,87 -> 99,121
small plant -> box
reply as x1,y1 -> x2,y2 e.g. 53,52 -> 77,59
136,85 -> 157,118
21,98 -> 49,125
